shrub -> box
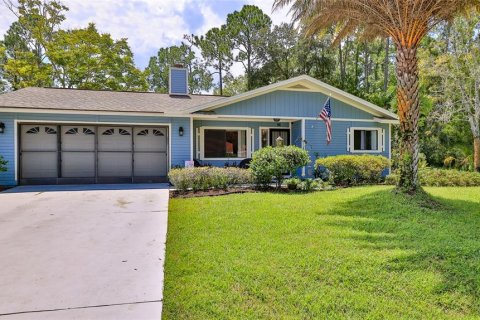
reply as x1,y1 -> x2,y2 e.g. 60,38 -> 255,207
168,167 -> 253,192
315,155 -> 390,186
299,178 -> 321,191
386,168 -> 480,187
0,155 -> 6,172
250,146 -> 310,189
284,178 -> 301,190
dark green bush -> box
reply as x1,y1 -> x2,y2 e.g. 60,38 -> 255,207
168,167 -> 252,192
0,155 -> 7,172
315,155 -> 390,185
386,168 -> 480,187
250,146 -> 310,189
284,177 -> 302,190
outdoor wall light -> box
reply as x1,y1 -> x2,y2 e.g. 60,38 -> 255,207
179,126 -> 184,136
0,122 -> 5,134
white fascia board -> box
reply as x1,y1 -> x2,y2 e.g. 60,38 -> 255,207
373,117 -> 399,124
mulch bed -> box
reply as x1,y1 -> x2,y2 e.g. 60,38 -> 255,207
169,186 -> 337,198
170,188 -> 259,198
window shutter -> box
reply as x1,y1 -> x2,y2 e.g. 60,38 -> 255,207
346,128 -> 351,152
196,128 -> 200,159
381,129 -> 386,152
249,128 -> 254,157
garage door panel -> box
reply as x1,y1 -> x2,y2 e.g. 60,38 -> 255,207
21,152 -> 58,178
61,126 -> 95,151
134,128 -> 167,152
21,125 -> 58,151
98,152 -> 132,177
98,127 -> 132,151
134,153 -> 167,177
62,152 -> 95,178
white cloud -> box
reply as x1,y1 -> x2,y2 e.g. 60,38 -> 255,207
195,3 -> 223,35
0,0 -> 293,70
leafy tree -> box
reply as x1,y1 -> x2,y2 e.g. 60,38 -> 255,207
1,0 -> 68,89
187,25 -> 233,95
226,5 -> 271,90
1,0 -> 146,91
426,15 -> 480,171
263,23 -> 300,81
47,23 -> 147,91
216,74 -> 247,96
146,43 -> 212,93
274,0 -> 480,193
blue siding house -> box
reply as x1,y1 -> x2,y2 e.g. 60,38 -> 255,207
0,67 -> 398,186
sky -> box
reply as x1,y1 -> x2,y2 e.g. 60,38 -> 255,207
0,0 -> 292,72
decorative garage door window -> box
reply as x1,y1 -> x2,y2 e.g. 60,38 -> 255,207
102,128 -> 131,136
65,127 -> 95,135
45,127 -> 57,134
25,126 -> 57,135
136,129 -> 165,136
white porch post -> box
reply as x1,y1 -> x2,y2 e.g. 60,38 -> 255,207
301,118 -> 306,177
190,116 -> 194,160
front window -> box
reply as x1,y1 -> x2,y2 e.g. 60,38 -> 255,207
352,129 -> 379,151
204,129 -> 247,159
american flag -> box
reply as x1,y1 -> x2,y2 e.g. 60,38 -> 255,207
319,97 -> 332,144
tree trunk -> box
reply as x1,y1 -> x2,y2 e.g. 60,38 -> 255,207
395,46 -> 420,193
383,37 -> 390,91
474,136 -> 480,172
219,59 -> 223,96
338,43 -> 345,87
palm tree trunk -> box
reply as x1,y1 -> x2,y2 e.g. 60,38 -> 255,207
395,46 -> 420,193
474,136 -> 480,172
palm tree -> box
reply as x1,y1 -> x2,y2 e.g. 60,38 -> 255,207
273,0 -> 479,193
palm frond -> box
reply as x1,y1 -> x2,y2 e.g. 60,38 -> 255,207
273,0 -> 480,47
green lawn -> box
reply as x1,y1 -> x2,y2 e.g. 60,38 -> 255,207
163,187 -> 480,319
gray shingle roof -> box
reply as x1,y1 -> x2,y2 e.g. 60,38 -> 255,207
0,87 -> 225,114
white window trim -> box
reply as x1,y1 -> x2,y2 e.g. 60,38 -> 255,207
258,126 -> 291,149
199,126 -> 252,161
348,127 -> 385,154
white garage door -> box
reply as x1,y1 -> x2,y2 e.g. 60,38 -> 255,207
20,124 -> 169,184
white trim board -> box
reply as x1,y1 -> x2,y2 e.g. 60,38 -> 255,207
1,107 -> 399,124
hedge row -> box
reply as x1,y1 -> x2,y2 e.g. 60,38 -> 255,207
386,168 -> 480,187
168,167 -> 252,192
315,155 -> 390,185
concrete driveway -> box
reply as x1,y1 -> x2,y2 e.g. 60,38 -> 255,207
0,184 -> 169,319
